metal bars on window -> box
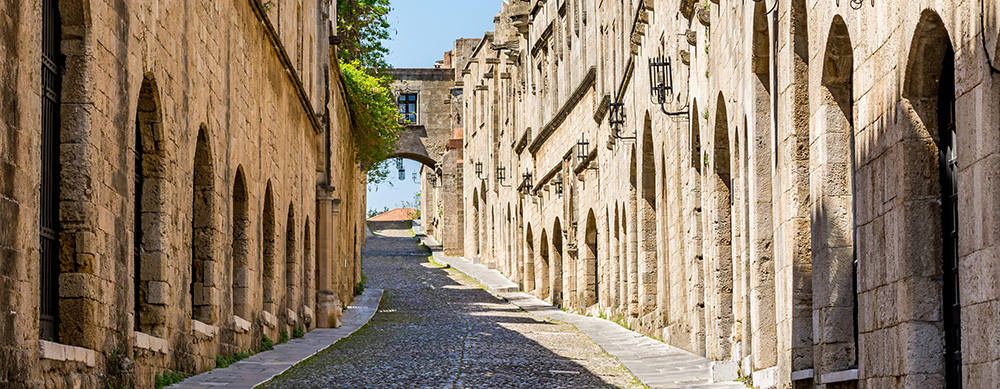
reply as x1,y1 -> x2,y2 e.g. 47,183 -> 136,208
39,0 -> 62,342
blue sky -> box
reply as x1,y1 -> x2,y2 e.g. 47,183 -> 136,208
385,0 -> 501,68
366,1 -> 498,215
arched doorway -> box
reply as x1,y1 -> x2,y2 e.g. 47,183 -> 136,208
584,210 -> 599,307
552,218 -> 564,307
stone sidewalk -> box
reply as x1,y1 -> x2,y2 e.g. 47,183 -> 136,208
416,230 -> 745,389
169,288 -> 383,388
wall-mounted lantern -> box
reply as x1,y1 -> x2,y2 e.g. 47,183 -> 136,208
429,174 -> 441,188
396,157 -> 405,181
521,172 -> 534,194
649,55 -> 690,117
649,55 -> 673,106
609,100 -> 633,139
475,161 -> 484,179
576,135 -> 590,165
497,166 -> 512,187
554,174 -> 564,197
412,172 -> 420,184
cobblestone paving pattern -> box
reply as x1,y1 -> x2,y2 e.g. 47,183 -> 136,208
262,228 -> 643,389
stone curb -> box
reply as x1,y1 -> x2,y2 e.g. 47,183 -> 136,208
169,288 -> 384,388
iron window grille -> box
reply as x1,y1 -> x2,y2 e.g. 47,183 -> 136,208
39,0 -> 63,342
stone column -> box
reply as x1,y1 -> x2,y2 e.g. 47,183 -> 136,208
314,187 -> 341,328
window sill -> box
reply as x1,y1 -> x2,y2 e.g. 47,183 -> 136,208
232,315 -> 252,334
821,368 -> 858,384
791,368 -> 814,381
39,340 -> 96,367
262,310 -> 278,329
192,319 -> 218,341
133,331 -> 168,354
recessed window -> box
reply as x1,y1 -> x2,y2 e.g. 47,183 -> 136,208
397,93 -> 417,124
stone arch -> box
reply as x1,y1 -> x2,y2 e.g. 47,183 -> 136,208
707,93 -> 733,361
812,15 -> 858,377
231,167 -> 251,320
284,203 -> 297,327
878,8 -> 955,384
506,205 -> 512,281
584,210 -> 599,307
39,0 -> 100,346
480,181 -> 488,262
386,152 -> 437,170
302,216 -> 312,328
191,125 -> 217,324
262,182 -> 278,316
539,229 -> 550,300
552,218 -> 564,307
608,203 -> 622,309
628,147 -> 639,317
751,0 -> 770,75
134,75 -> 170,337
691,99 -> 703,171
472,188 -> 480,258
639,112 -> 657,318
748,0 -> 778,372
525,222 -> 535,292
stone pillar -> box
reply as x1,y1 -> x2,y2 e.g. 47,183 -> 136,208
314,188 -> 341,328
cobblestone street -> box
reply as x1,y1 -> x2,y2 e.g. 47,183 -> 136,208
262,227 -> 642,388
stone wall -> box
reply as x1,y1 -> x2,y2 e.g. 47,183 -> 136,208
0,0 -> 366,387
457,0 -> 1000,388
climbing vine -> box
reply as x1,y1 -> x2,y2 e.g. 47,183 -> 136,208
340,61 -> 401,183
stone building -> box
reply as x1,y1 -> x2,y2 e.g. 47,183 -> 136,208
388,40 -> 480,256
0,0 -> 366,387
459,0 -> 1000,387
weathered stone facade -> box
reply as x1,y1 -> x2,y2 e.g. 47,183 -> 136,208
388,41 -> 480,257
458,0 -> 1000,388
0,0 -> 365,387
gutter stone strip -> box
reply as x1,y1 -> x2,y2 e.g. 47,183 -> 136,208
170,288 -> 383,388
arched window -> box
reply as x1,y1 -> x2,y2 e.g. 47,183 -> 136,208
812,16 -> 858,377
285,204 -> 297,325
133,76 -> 168,337
584,210 -> 599,307
231,167 -> 250,320
262,182 -> 277,315
707,94 -> 734,361
552,218 -> 564,307
539,229 -> 549,300
191,126 -> 216,324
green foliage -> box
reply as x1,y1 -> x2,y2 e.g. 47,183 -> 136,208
354,273 -> 368,296
154,370 -> 191,388
367,206 -> 391,219
337,0 -> 393,72
215,351 -> 254,369
398,192 -> 421,220
260,334 -> 274,351
340,62 -> 403,185
292,326 -> 305,339
279,329 -> 290,344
